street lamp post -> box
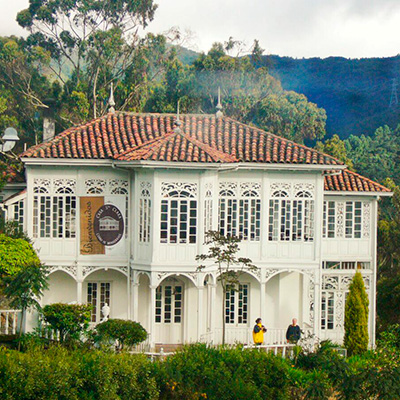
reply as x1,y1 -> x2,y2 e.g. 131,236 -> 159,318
0,128 -> 20,153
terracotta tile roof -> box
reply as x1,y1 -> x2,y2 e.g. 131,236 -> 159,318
324,169 -> 391,193
20,112 -> 390,193
21,112 -> 342,166
1,164 -> 25,184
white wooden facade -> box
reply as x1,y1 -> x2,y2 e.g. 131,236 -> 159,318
2,112 -> 390,347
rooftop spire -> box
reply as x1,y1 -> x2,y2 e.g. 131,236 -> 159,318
174,99 -> 182,133
108,82 -> 116,113
216,87 -> 223,118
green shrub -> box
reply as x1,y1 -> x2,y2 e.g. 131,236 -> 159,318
344,271 -> 369,355
95,319 -> 147,351
0,234 -> 40,276
377,324 -> 400,349
0,346 -> 158,400
42,303 -> 92,343
154,344 -> 291,400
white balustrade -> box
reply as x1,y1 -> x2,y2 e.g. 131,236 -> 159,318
0,310 -> 21,335
200,327 -> 314,346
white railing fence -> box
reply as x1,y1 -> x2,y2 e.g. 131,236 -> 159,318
200,327 -> 314,346
242,343 -> 296,358
0,310 -> 21,335
131,334 -> 152,353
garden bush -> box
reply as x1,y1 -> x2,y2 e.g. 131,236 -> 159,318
0,234 -> 39,276
0,346 -> 158,400
42,303 -> 92,343
153,344 -> 292,400
95,319 -> 147,351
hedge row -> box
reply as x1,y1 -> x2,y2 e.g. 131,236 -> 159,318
0,343 -> 399,399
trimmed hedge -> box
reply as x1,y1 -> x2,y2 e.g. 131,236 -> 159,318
0,342 -> 399,399
0,346 -> 158,400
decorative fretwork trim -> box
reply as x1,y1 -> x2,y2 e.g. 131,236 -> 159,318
161,182 -> 197,198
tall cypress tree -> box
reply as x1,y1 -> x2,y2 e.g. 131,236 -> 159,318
344,271 -> 369,355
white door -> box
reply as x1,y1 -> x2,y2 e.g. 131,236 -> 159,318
155,281 -> 184,343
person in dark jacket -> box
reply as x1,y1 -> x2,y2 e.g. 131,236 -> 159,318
286,318 -> 301,343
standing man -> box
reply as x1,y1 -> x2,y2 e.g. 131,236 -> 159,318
286,318 -> 301,343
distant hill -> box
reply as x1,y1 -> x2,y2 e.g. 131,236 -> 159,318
179,50 -> 400,139
258,55 -> 400,138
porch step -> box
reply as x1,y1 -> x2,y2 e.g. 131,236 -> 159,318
155,343 -> 183,353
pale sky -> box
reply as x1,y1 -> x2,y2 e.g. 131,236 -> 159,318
1,0 -> 400,58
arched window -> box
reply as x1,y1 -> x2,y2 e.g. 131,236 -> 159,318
139,184 -> 151,243
293,191 -> 314,242
204,189 -> 213,238
268,190 -> 290,241
160,183 -> 197,244
268,188 -> 314,242
33,179 -> 76,239
219,182 -> 261,241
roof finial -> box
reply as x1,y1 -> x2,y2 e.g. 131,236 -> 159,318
216,87 -> 223,118
174,99 -> 182,133
108,82 -> 116,113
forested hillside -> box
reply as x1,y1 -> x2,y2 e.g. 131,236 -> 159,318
260,55 -> 400,138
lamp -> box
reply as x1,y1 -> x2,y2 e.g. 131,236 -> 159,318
0,127 -> 19,153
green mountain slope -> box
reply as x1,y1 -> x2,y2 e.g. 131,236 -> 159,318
259,55 -> 400,138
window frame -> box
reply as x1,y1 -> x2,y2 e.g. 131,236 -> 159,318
225,283 -> 250,325
160,184 -> 197,245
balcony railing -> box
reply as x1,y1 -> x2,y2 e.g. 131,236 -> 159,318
0,310 -> 21,335
200,327 -> 314,346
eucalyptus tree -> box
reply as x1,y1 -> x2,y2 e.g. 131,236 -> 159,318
17,0 -> 161,120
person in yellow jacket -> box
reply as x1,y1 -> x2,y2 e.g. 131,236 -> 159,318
253,318 -> 267,345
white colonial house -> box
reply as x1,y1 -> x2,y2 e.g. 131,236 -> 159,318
1,108 -> 391,348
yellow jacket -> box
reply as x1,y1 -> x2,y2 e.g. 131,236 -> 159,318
253,323 -> 264,344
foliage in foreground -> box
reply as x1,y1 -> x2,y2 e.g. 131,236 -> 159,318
0,340 -> 399,400
42,303 -> 92,343
0,346 -> 158,400
95,319 -> 148,351
0,233 -> 40,276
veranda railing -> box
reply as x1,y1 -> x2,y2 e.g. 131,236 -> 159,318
0,310 -> 21,335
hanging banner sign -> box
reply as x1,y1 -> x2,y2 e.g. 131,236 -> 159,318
80,197 -> 105,255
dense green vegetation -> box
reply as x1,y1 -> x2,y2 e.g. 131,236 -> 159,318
0,234 -> 40,276
0,339 -> 399,400
259,55 -> 400,139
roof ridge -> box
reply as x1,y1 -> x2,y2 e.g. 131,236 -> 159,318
115,130 -> 178,160
178,131 -> 237,163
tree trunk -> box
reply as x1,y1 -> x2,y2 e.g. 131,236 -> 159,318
222,288 -> 226,345
18,308 -> 25,351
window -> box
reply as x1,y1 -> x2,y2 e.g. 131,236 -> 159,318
160,183 -> 197,244
268,190 -> 314,242
13,200 -> 24,230
321,291 -> 334,330
33,179 -> 76,239
322,261 -> 371,270
345,201 -> 362,238
219,183 -> 261,241
204,190 -> 213,239
87,282 -> 111,323
155,284 -> 183,323
323,201 -> 336,238
225,284 -> 249,325
139,186 -> 151,243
